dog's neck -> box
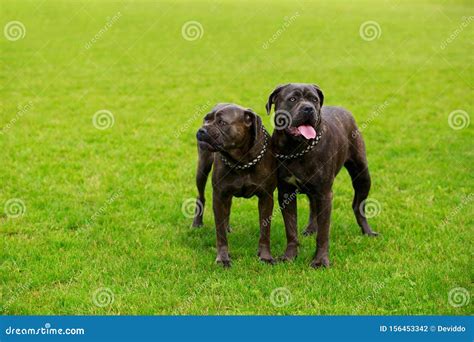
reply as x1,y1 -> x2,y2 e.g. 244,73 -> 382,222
222,129 -> 264,164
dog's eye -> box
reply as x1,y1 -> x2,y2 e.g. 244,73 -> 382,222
311,97 -> 318,102
218,119 -> 227,126
289,97 -> 296,102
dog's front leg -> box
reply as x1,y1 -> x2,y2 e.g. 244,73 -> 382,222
213,190 -> 232,267
257,193 -> 275,264
311,191 -> 333,268
278,182 -> 299,261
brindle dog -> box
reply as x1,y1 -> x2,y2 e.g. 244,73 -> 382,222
193,103 -> 277,267
266,83 -> 378,268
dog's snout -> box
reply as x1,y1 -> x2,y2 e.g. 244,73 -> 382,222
302,105 -> 314,114
196,128 -> 208,140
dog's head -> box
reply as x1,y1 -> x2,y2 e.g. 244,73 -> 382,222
196,103 -> 262,152
266,83 -> 324,140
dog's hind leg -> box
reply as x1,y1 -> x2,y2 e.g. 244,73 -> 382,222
345,135 -> 378,236
192,146 -> 213,228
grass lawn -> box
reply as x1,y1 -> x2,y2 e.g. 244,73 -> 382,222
1,0 -> 472,315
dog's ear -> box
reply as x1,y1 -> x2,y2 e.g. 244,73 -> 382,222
202,111 -> 214,123
312,84 -> 324,107
266,84 -> 288,115
244,108 -> 262,139
203,103 -> 230,123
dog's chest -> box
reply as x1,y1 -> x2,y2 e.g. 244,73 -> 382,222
224,172 -> 267,198
281,158 -> 325,193
284,175 -> 303,189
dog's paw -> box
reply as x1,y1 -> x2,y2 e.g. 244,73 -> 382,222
216,254 -> 231,268
191,222 -> 203,228
279,244 -> 298,262
279,254 -> 298,263
259,256 -> 276,265
217,260 -> 231,268
310,255 -> 330,269
364,230 -> 379,237
258,250 -> 275,265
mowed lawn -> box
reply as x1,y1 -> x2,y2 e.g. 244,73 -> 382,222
1,0 -> 472,315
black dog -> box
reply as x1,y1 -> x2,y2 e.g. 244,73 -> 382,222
266,83 -> 378,268
193,103 -> 277,267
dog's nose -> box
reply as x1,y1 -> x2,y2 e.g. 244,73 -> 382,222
302,105 -> 314,114
196,128 -> 207,140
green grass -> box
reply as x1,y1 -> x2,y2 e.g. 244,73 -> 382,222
1,0 -> 472,315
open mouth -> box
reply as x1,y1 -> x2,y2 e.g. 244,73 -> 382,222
287,124 -> 317,140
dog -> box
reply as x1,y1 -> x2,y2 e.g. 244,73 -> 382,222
193,103 -> 277,267
266,83 -> 378,268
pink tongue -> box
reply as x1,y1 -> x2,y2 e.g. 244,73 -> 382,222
297,125 -> 316,139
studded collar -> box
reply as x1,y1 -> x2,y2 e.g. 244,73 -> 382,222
275,130 -> 322,160
219,125 -> 269,170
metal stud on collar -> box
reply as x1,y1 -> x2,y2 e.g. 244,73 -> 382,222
220,126 -> 269,170
275,131 -> 322,160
